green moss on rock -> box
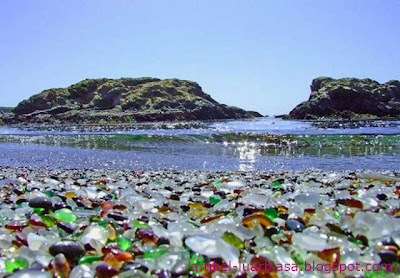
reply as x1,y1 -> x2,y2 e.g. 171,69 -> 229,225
6,78 -> 261,124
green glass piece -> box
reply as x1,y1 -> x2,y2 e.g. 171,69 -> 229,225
41,215 -> 56,227
143,247 -> 168,259
291,251 -> 305,268
79,255 -> 102,264
209,195 -> 222,205
271,181 -> 281,187
333,211 -> 340,220
221,232 -> 244,250
90,215 -> 100,223
213,179 -> 223,186
98,217 -> 118,228
133,220 -> 148,229
97,218 -> 109,227
365,270 -> 389,278
264,207 -> 278,220
349,237 -> 363,246
5,258 -> 29,273
54,208 -> 77,222
189,253 -> 205,273
33,207 -> 45,214
116,235 -> 132,251
43,191 -> 54,197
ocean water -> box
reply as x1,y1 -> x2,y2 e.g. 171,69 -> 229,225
0,117 -> 399,171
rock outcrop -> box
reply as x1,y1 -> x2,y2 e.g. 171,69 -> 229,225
289,77 -> 400,119
2,78 -> 261,124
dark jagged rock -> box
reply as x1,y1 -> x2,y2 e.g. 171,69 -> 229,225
289,77 -> 400,120
2,78 -> 261,124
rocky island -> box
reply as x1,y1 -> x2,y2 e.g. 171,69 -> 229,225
289,77 -> 400,120
1,78 -> 261,124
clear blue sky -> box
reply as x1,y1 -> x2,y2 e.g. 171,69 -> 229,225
1,1 -> 399,115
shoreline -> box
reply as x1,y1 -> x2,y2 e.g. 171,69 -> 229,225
0,166 -> 399,277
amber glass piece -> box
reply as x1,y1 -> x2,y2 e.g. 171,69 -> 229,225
137,229 -> 158,244
103,253 -> 123,270
302,211 -> 314,225
344,198 -> 363,209
378,245 -> 398,253
158,206 -> 173,213
250,255 -> 278,278
317,247 -> 341,265
53,254 -> 70,278
188,202 -> 208,218
200,214 -> 223,224
101,201 -> 114,211
279,232 -> 292,245
277,205 -> 288,213
111,249 -> 134,261
242,213 -> 274,228
11,240 -> 24,247
28,219 -> 48,228
107,224 -> 117,241
64,191 -> 76,199
390,208 -> 400,217
95,179 -> 108,185
5,223 -> 25,232
113,204 -> 127,211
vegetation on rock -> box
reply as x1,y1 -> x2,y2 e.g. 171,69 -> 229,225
3,78 -> 261,124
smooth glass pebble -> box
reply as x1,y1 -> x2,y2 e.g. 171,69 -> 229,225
81,225 -> 108,245
79,255 -> 102,264
271,181 -> 282,187
189,253 -> 205,274
294,192 -> 321,204
28,197 -> 52,210
95,263 -> 119,278
116,235 -> 132,251
317,247 -> 341,265
49,241 -> 85,262
143,247 -> 169,259
53,253 -> 70,278
41,215 -> 56,227
27,233 -> 47,251
5,257 -> 29,273
264,207 -> 278,220
285,219 -> 305,232
69,264 -> 95,278
185,235 -> 219,258
7,270 -> 52,278
54,208 -> 77,222
292,233 -> 329,251
209,195 -> 222,204
221,232 -> 244,250
250,255 -> 278,278
133,219 -> 149,229
242,213 -> 274,228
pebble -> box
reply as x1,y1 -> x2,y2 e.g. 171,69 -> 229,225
49,241 -> 85,262
285,219 -> 305,232
0,167 -> 399,277
28,197 -> 53,210
53,208 -> 77,222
